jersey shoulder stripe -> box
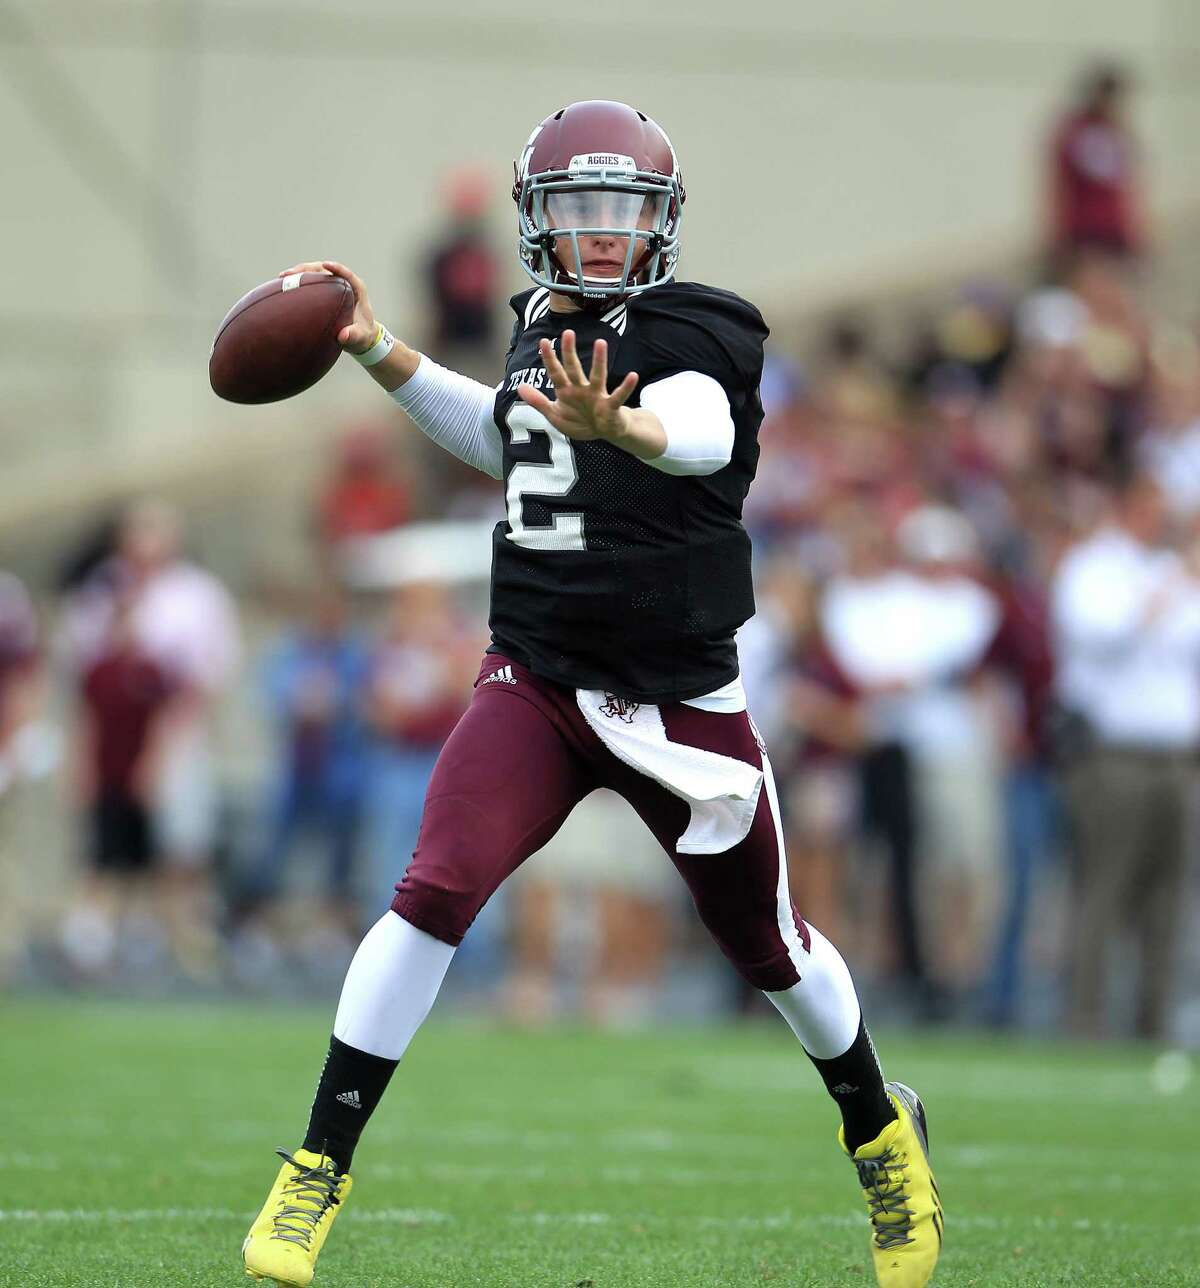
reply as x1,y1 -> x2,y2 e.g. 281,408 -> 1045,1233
523,287 -> 550,328
601,301 -> 628,334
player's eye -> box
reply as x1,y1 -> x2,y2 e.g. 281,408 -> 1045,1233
636,194 -> 665,231
545,191 -> 661,230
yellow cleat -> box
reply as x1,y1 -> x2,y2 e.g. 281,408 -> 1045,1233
242,1148 -> 352,1286
840,1081 -> 943,1287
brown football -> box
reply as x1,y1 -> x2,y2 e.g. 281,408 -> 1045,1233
209,272 -> 355,404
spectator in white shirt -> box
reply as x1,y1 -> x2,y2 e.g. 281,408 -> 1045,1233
1052,473 -> 1200,1038
819,509 -> 926,997
892,508 -> 1004,1001
821,505 -> 1002,1009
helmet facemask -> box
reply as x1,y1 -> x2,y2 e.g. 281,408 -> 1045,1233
516,155 -> 682,302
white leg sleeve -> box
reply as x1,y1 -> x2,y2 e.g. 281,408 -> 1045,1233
765,923 -> 862,1060
332,912 -> 456,1061
757,749 -> 863,1060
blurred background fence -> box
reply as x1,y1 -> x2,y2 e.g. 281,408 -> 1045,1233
3,0 -> 1200,1044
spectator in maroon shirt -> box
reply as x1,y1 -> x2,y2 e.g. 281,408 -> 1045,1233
1048,63 -> 1145,263
61,595 -> 177,979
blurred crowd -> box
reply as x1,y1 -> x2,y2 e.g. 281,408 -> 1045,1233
1,62 -> 1197,1042
740,252 -> 1200,1040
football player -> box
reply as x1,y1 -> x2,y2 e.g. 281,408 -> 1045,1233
242,100 -> 942,1288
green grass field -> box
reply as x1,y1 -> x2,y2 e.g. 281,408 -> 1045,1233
1,999 -> 1196,1287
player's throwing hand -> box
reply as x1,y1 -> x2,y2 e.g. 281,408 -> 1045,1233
278,260 -> 379,354
517,331 -> 639,443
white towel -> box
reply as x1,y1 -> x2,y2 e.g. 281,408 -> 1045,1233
576,690 -> 763,854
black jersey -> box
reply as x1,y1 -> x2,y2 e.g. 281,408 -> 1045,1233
487,280 -> 769,704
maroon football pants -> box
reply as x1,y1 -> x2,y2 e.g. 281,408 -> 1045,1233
390,654 -> 810,991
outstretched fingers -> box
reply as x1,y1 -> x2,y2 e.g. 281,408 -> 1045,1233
532,334 -> 632,436
560,330 -> 588,385
607,371 -> 639,409
590,338 -> 609,391
539,338 -> 569,389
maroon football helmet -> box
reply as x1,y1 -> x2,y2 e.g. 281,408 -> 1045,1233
512,100 -> 685,303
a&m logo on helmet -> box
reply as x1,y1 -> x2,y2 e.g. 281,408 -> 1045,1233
569,153 -> 636,173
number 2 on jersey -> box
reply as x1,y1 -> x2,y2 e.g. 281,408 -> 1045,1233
504,403 -> 586,551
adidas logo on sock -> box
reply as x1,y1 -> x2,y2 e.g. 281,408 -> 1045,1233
481,665 -> 518,686
830,1082 -> 859,1095
336,1089 -> 362,1109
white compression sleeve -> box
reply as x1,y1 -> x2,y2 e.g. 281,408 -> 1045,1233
333,912 -> 456,1060
638,370 -> 735,476
389,355 -> 504,480
764,923 -> 863,1060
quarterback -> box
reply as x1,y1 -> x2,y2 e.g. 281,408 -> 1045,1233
242,100 -> 942,1288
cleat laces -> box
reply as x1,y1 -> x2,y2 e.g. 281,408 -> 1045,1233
856,1147 -> 915,1250
269,1149 -> 343,1249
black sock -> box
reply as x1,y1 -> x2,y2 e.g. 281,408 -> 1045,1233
301,1035 -> 398,1174
807,1017 -> 896,1153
